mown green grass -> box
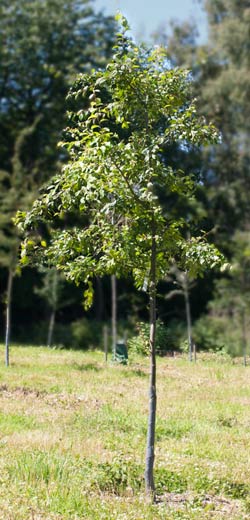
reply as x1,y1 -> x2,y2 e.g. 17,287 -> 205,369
0,346 -> 250,519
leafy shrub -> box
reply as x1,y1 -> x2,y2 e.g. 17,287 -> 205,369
193,314 -> 247,356
127,322 -> 150,356
71,318 -> 102,349
193,315 -> 226,352
128,320 -> 186,356
167,320 -> 187,352
90,455 -> 143,494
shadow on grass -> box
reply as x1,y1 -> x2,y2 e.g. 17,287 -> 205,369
71,362 -> 102,372
122,368 -> 147,378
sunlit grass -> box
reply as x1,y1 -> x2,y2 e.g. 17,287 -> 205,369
0,346 -> 249,518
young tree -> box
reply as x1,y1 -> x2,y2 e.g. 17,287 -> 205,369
16,17 -> 222,496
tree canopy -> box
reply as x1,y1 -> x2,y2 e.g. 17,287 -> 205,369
17,20 -> 221,292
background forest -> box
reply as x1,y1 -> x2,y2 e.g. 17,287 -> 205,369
0,0 -> 249,358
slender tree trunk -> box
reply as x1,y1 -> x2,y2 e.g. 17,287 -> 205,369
5,269 -> 14,367
47,308 -> 56,348
47,269 -> 58,348
184,275 -> 193,362
193,342 -> 197,363
111,274 -> 117,358
242,308 -> 247,367
103,324 -> 108,362
145,226 -> 157,498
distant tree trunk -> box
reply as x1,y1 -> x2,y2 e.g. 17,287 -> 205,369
5,268 -> 14,367
242,308 -> 247,367
193,342 -> 197,363
184,272 -> 193,362
47,308 -> 56,348
111,274 -> 117,357
103,324 -> 108,362
145,225 -> 157,498
47,269 -> 58,348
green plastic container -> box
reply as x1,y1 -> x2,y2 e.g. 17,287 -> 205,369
113,341 -> 128,364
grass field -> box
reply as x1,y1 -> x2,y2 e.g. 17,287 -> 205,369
0,346 -> 250,519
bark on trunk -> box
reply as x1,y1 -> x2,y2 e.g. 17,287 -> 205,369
5,269 -> 14,367
145,227 -> 157,498
111,275 -> 117,358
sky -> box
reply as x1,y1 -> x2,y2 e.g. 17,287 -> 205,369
94,0 -> 207,42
